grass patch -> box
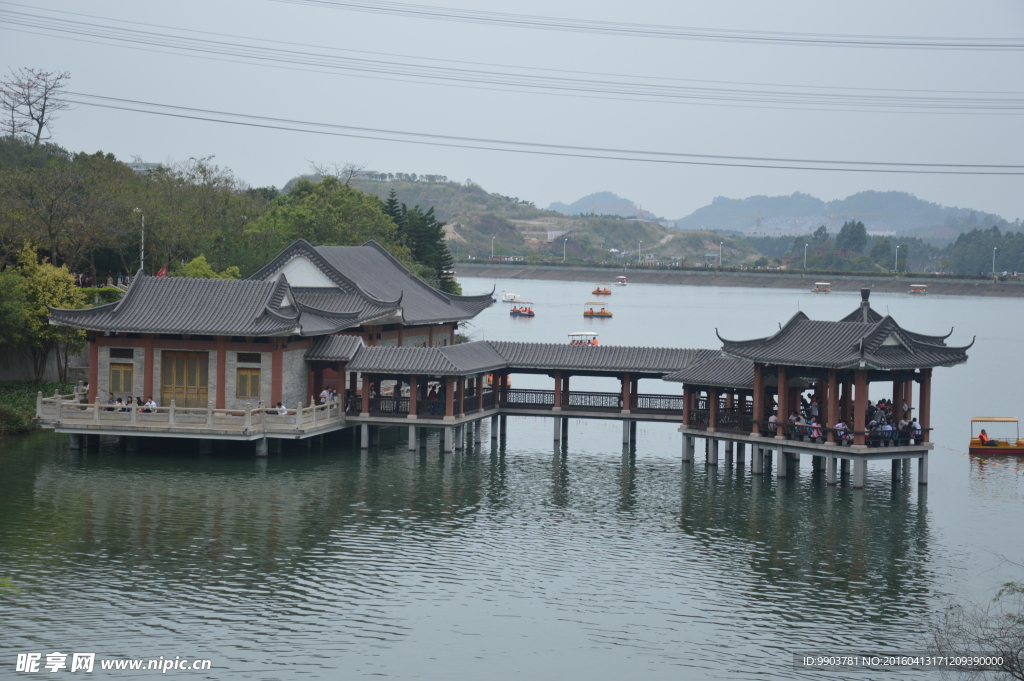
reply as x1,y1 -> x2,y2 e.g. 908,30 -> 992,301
0,380 -> 74,435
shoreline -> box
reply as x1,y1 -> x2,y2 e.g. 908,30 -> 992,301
455,263 -> 1024,297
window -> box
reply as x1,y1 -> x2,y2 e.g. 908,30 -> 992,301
237,352 -> 262,364
109,348 -> 134,359
110,363 -> 134,394
237,368 -> 261,399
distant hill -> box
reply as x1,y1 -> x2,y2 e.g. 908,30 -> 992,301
548,191 -> 660,221
673,190 -> 1011,244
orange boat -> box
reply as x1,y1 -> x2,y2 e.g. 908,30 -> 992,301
591,283 -> 611,295
583,302 -> 612,318
969,417 -> 1024,454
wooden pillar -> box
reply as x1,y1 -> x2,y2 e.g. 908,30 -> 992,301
563,374 -> 570,406
752,363 -> 764,434
708,387 -> 719,430
271,340 -> 284,406
87,336 -> 99,403
553,371 -> 562,409
826,369 -> 838,443
409,375 -> 418,417
458,376 -> 467,416
445,376 -> 455,417
919,368 -> 932,442
903,379 -> 914,419
361,374 -> 371,415
840,379 -> 851,422
349,371 -> 357,392
892,379 -> 903,417
853,369 -> 868,445
630,376 -> 638,411
682,384 -> 692,426
146,335 -> 158,406
428,325 -> 434,348
620,373 -> 631,412
776,366 -> 788,433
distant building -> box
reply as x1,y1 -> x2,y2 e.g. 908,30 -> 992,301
124,162 -> 163,175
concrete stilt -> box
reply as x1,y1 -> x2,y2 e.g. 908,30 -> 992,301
724,443 -> 733,467
827,454 -> 838,485
499,414 -> 507,436
491,414 -> 499,440
69,433 -> 81,450
269,438 -> 282,453
444,426 -> 454,452
682,435 -> 694,462
775,446 -> 786,478
735,442 -> 745,465
629,421 -> 637,444
752,446 -> 764,475
917,455 -> 928,485
853,459 -> 867,488
199,439 -> 212,455
408,425 -> 418,450
371,426 -> 380,446
891,458 -> 902,481
456,425 -> 465,450
840,458 -> 850,477
474,420 -> 483,443
554,417 -> 562,441
255,437 -> 269,457
622,420 -> 630,444
812,455 -> 823,472
420,427 -> 428,449
706,438 -> 717,465
360,424 -> 370,449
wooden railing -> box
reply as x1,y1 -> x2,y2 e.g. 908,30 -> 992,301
566,391 -> 620,409
753,420 -> 930,446
636,394 -> 683,412
502,389 -> 555,408
370,396 -> 409,415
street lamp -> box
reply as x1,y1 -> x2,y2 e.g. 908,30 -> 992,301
133,207 -> 145,272
719,241 -> 724,267
993,246 -> 998,274
803,243 -> 808,269
491,236 -> 495,259
563,238 -> 567,263
894,244 -> 899,273
638,241 -> 642,264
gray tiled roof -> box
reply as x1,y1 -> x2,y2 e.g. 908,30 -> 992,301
487,341 -> 699,374
250,240 -> 494,326
306,335 -> 365,362
718,298 -> 972,370
48,274 -> 303,336
346,341 -> 507,376
662,350 -> 755,388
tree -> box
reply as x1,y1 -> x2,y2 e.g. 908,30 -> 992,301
0,68 -> 72,146
0,268 -> 27,362
932,576 -> 1024,680
14,243 -> 85,381
179,254 -> 240,279
869,237 -> 893,267
836,220 -> 868,253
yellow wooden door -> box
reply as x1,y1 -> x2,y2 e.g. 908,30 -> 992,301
161,352 -> 209,408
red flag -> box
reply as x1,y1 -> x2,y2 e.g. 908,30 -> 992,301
155,264 -> 168,277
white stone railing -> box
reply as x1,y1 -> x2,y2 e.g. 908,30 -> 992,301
39,398 -> 345,434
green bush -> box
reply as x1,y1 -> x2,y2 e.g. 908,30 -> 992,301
80,287 -> 124,306
0,380 -> 74,435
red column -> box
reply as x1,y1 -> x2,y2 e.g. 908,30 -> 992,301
752,363 -> 764,434
361,374 -> 371,415
892,380 -> 903,415
826,369 -> 838,442
271,342 -> 284,405
445,377 -> 455,417
553,371 -> 562,409
620,373 -> 631,412
88,335 -> 99,403
776,366 -> 788,432
903,379 -> 914,419
458,376 -> 466,416
409,375 -> 418,417
840,379 -> 851,422
919,369 -> 932,442
630,376 -> 639,411
682,384 -> 692,426
853,369 -> 868,445
145,335 -> 157,405
428,326 -> 434,347
709,387 -> 719,430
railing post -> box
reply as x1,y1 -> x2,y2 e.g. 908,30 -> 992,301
206,403 -> 212,426
169,399 -> 176,425
131,403 -> 138,424
244,402 -> 252,430
36,391 -> 43,419
93,400 -> 100,422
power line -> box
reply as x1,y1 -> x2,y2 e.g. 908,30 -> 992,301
65,92 -> 1024,175
277,0 -> 1024,50
3,7 -> 1024,114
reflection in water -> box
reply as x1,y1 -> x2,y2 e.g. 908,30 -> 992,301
0,428 -> 969,680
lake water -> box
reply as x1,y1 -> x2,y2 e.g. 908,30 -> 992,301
2,278 -> 1022,680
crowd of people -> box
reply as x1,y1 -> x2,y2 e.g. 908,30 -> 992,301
765,394 -> 922,445
74,273 -> 134,288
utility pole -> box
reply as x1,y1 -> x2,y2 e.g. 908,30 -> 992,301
720,242 -> 724,268
895,244 -> 900,273
803,243 -> 808,269
563,239 -> 567,263
134,207 -> 145,272
491,236 -> 495,259
993,246 -> 998,274
638,241 -> 642,264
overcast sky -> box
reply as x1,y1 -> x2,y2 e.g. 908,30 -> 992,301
3,0 -> 1023,221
